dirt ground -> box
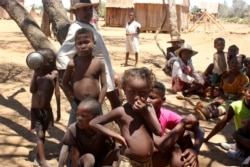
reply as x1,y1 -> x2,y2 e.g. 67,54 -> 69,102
0,17 -> 250,167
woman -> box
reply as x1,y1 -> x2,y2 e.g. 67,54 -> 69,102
195,56 -> 249,120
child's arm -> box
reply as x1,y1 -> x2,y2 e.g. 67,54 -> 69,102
98,60 -> 107,104
54,70 -> 61,122
204,106 -> 235,142
30,70 -> 38,93
232,129 -> 250,149
133,98 -> 162,136
62,60 -> 74,98
71,146 -> 80,167
89,108 -> 127,146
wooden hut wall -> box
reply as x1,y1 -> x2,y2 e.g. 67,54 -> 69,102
134,3 -> 188,32
105,8 -> 133,27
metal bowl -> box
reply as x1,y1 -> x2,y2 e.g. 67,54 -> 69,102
26,52 -> 44,69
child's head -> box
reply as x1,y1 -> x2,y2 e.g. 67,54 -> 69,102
75,28 -> 95,57
244,83 -> 250,107
174,44 -> 198,62
148,81 -> 166,112
243,57 -> 250,69
228,56 -> 243,72
128,11 -> 136,21
227,45 -> 239,63
214,37 -> 225,52
77,97 -> 102,129
122,67 -> 155,105
37,48 -> 56,72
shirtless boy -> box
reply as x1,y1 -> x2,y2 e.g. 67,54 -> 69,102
29,48 -> 60,167
62,27 -> 107,125
90,67 -> 162,166
62,97 -> 116,167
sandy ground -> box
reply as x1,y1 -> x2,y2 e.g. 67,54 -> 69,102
0,17 -> 250,167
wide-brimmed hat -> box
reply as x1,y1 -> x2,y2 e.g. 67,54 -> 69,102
167,36 -> 183,43
69,0 -> 99,13
174,43 -> 198,57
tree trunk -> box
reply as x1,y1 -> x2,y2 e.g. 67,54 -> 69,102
168,0 -> 180,37
41,10 -> 52,38
0,0 -> 54,51
42,0 -> 70,44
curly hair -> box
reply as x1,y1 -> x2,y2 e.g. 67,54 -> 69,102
121,67 -> 156,90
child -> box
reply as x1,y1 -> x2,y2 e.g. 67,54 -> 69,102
227,44 -> 239,64
90,67 -> 162,166
125,11 -> 141,66
148,81 -> 204,167
62,27 -> 107,125
62,97 -> 117,167
242,56 -> 250,79
210,37 -> 227,99
171,43 -> 204,97
29,48 -> 60,167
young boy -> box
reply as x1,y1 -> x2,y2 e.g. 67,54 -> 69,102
29,48 -> 60,167
90,67 -> 162,166
62,27 -> 107,126
148,81 -> 204,167
210,37 -> 227,98
62,97 -> 117,167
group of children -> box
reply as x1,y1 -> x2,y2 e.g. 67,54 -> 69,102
28,25 -> 207,167
163,36 -> 250,165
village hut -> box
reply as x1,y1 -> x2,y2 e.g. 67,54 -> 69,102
0,0 -> 24,19
133,0 -> 190,32
105,0 -> 134,27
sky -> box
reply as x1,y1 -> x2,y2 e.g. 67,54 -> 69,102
24,0 -> 250,8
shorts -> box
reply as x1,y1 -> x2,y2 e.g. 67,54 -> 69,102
117,155 -> 152,167
68,98 -> 80,126
30,107 -> 53,132
211,73 -> 221,86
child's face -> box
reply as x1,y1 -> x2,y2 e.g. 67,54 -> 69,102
180,50 -> 192,62
76,104 -> 95,129
40,53 -> 55,72
214,41 -> 225,52
148,88 -> 165,112
229,57 -> 242,72
123,78 -> 150,106
228,47 -> 238,56
75,33 -> 94,57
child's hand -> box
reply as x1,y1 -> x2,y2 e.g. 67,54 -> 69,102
115,135 -> 128,147
132,97 -> 148,112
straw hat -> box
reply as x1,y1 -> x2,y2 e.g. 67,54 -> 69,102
69,0 -> 99,12
174,43 -> 198,57
167,36 -> 183,43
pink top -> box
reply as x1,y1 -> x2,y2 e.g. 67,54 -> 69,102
157,107 -> 182,135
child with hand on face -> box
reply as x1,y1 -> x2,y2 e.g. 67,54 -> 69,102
90,67 -> 162,166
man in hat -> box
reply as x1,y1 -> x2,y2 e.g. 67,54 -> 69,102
57,0 -> 121,109
163,36 -> 184,75
171,43 -> 204,97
